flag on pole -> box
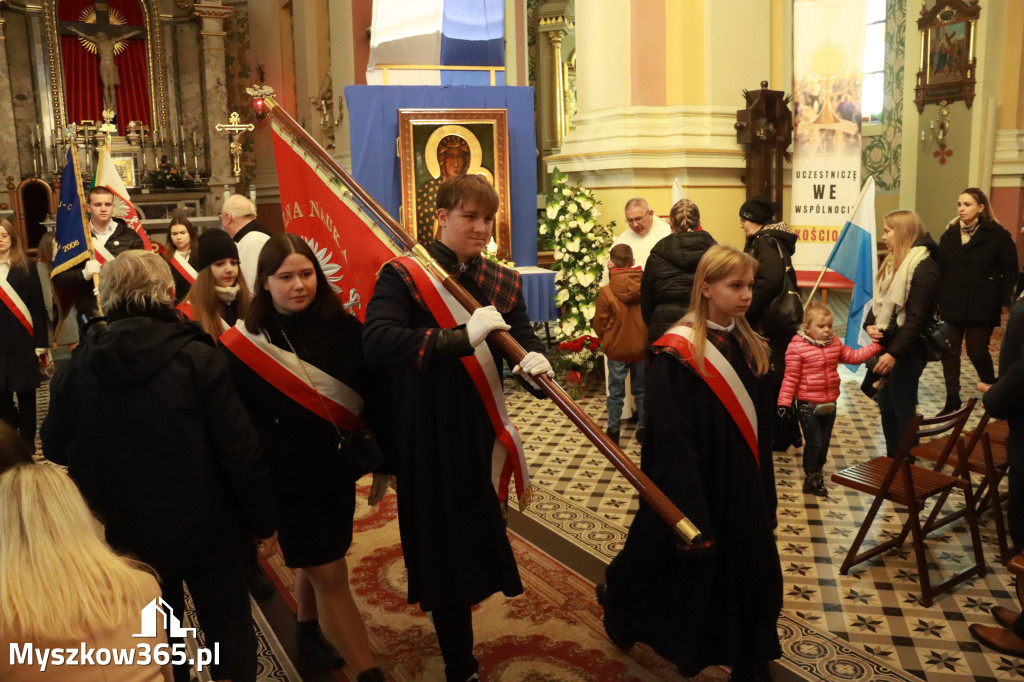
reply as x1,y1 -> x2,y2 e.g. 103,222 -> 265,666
52,146 -> 93,279
93,145 -> 152,251
671,177 -> 687,204
823,176 -> 877,361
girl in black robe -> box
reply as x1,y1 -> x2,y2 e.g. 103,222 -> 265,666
600,244 -> 783,681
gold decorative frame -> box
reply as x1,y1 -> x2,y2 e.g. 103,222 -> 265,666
397,108 -> 511,260
43,0 -> 168,133
111,154 -> 137,188
914,0 -> 980,112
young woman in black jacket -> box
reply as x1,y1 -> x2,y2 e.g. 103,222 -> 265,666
864,210 -> 941,456
936,187 -> 1018,414
641,198 -> 716,345
222,233 -> 384,682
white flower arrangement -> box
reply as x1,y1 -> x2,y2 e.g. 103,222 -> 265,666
539,168 -> 615,341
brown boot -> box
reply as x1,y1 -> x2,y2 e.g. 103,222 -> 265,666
970,623 -> 1024,656
993,606 -> 1021,629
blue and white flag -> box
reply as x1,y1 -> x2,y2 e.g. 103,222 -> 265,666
52,145 -> 92,278
367,0 -> 504,85
823,177 -> 877,362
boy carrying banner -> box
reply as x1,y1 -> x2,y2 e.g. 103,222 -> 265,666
363,174 -> 552,682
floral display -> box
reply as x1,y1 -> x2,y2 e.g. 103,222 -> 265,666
538,168 -> 615,341
149,156 -> 194,189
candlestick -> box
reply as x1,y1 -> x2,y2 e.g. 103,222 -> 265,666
179,125 -> 187,169
191,129 -> 199,176
249,183 -> 256,205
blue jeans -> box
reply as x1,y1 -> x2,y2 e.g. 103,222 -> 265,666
795,400 -> 837,474
876,354 -> 928,457
607,359 -> 644,433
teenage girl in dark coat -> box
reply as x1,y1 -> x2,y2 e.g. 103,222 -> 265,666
0,219 -> 48,451
936,187 -> 1018,414
641,198 -> 717,345
223,233 -> 385,682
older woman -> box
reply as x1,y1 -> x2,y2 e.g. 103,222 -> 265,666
740,196 -> 802,452
936,187 -> 1018,415
641,198 -> 717,345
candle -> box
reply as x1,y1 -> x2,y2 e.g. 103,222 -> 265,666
249,183 -> 257,205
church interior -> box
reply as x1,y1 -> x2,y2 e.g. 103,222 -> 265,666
4,0 -> 1024,680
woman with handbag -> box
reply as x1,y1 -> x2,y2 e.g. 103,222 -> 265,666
864,210 -> 941,456
740,196 -> 803,452
222,233 -> 385,682
935,187 -> 1018,415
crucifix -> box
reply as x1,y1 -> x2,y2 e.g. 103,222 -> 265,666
59,2 -> 145,114
215,112 -> 255,183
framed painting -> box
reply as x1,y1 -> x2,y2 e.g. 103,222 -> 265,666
397,109 -> 511,260
915,0 -> 980,112
111,154 -> 138,188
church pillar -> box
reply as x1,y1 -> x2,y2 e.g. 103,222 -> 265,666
0,9 -> 20,188
536,3 -> 572,158
191,3 -> 234,190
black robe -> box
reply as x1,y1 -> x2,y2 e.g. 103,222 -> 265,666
1,260 -> 48,392
362,244 -> 545,611
605,335 -> 782,676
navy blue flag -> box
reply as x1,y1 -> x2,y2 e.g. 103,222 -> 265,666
52,146 -> 92,278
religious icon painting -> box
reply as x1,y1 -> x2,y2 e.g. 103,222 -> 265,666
397,109 -> 511,260
914,0 -> 980,111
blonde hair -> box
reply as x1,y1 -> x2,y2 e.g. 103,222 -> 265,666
803,301 -> 833,326
681,245 -> 770,376
878,210 -> 925,282
98,250 -> 175,312
222,194 -> 257,220
669,199 -> 700,233
183,266 -> 250,344
0,465 -> 153,640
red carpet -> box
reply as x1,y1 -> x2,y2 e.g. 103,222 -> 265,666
262,478 -> 729,681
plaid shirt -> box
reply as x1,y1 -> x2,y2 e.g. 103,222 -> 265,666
388,241 -> 522,314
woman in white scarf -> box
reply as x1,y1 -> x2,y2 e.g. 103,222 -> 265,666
864,210 -> 941,456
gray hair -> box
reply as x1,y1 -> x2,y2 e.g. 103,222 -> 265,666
624,197 -> 649,213
222,194 -> 257,220
98,250 -> 174,311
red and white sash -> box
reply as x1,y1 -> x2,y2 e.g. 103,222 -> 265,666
655,325 -> 759,466
0,275 -> 33,336
176,300 -> 228,334
221,321 -> 365,431
396,256 -> 531,507
92,241 -> 115,266
170,251 -> 197,284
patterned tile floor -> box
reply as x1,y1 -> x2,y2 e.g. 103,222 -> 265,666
508,293 -> 1024,681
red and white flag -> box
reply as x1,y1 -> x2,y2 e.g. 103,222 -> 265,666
94,146 -> 152,251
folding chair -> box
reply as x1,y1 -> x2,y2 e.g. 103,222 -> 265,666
831,399 -> 985,607
912,409 -> 1012,562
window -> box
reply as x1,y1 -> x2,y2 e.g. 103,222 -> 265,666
861,0 -> 886,123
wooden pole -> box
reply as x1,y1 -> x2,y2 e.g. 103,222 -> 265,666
264,97 -> 702,545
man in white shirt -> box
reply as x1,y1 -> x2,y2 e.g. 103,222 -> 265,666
602,197 -> 671,284
220,194 -> 270,294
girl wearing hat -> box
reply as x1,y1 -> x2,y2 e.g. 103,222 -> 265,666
739,197 -> 802,452
177,228 -> 251,343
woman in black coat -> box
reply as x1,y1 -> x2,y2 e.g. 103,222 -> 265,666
936,187 -> 1018,414
641,198 -> 716,345
222,233 -> 384,682
0,219 -> 48,451
740,197 -> 801,451
165,215 -> 200,303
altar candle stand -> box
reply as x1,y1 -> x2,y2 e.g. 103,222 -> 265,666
191,129 -> 200,177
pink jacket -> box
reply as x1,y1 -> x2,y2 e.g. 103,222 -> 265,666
778,335 -> 882,406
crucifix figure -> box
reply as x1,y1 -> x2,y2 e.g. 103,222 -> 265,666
59,2 -> 145,113
215,112 -> 255,182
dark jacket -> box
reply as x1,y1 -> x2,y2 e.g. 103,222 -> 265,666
41,307 -> 276,568
594,266 -> 647,361
168,251 -> 199,303
937,217 -> 1018,325
641,230 -> 717,344
984,357 -> 1024,470
1,259 -> 48,392
864,234 -> 941,359
744,224 -> 798,332
52,218 -> 144,319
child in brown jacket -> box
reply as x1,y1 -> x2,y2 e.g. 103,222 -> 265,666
594,244 -> 649,445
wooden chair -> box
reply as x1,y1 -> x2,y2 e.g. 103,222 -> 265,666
831,399 -> 985,607
912,410 -> 1011,562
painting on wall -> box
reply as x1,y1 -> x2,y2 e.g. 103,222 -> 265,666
397,109 -> 511,260
915,0 -> 979,112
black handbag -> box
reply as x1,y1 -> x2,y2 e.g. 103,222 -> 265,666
759,238 -> 804,335
921,318 -> 953,362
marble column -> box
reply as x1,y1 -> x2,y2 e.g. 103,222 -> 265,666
0,11 -> 19,187
192,3 -> 234,189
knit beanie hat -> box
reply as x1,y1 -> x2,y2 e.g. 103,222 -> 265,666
194,228 -> 238,271
739,196 -> 776,226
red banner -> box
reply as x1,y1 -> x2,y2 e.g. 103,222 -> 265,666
271,127 -> 401,321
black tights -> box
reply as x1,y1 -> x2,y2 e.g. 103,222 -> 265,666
941,323 -> 996,396
0,390 -> 37,451
431,605 -> 477,682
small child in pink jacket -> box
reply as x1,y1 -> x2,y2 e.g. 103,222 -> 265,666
779,302 -> 882,496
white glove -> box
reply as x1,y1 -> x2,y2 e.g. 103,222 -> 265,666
513,351 -> 554,389
368,473 -> 393,506
82,259 -> 102,279
466,305 -> 510,347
